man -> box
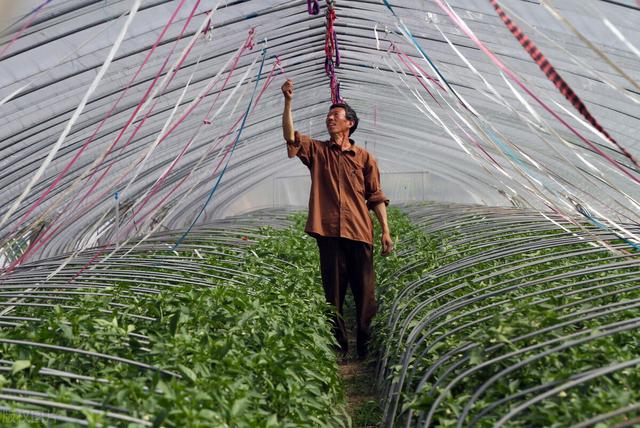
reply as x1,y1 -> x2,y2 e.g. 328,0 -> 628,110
281,79 -> 393,360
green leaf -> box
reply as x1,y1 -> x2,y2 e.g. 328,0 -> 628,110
178,364 -> 197,384
469,348 -> 483,365
428,341 -> 445,354
11,360 -> 31,374
59,324 -> 73,340
152,408 -> 169,428
230,396 -> 250,418
198,409 -> 218,421
265,414 -> 278,427
169,310 -> 180,336
94,318 -> 112,327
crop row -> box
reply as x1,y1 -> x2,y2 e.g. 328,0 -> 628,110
374,203 -> 640,427
0,212 -> 347,427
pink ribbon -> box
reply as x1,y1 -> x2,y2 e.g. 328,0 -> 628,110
433,0 -> 640,184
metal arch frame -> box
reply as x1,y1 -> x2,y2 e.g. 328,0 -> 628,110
2,0 -> 639,262
0,209 -> 298,425
377,236 -> 633,368
377,202 -> 640,427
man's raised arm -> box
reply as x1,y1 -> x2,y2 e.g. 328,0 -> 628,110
282,80 -> 295,156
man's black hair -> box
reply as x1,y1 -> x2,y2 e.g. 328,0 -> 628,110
329,103 -> 358,136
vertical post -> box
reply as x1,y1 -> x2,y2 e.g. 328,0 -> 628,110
114,192 -> 120,245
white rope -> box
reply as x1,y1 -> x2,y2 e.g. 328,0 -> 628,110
0,9 -> 129,108
0,0 -> 141,229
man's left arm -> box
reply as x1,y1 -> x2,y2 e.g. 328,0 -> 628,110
364,155 -> 393,256
372,202 -> 393,256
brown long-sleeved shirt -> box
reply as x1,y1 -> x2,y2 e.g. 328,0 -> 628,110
287,131 -> 389,245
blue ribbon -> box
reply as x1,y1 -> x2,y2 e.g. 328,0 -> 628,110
172,48 -> 268,250
577,205 -> 640,251
382,0 -> 470,112
1,0 -> 53,38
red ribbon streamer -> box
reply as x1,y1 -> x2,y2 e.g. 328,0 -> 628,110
2,25 -> 254,274
0,0 -> 51,59
489,0 -> 639,170
390,42 -> 441,106
11,0 -> 194,237
60,57 -> 282,282
323,2 -> 342,103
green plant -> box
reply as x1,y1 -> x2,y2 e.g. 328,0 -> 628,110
372,206 -> 640,427
0,218 -> 348,427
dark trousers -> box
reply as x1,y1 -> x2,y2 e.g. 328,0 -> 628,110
316,236 -> 377,357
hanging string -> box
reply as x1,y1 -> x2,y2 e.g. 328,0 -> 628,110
126,43 -> 260,229
13,51 -> 281,282
115,56 -> 285,261
324,0 -> 343,103
378,18 -> 633,230
0,0 -> 142,231
377,0 -> 640,251
1,0 -> 206,264
603,18 -> 640,61
0,7 -> 133,108
119,30 -> 256,226
390,40 -> 444,91
1,5 -> 229,272
62,2 -> 221,220
496,2 -> 639,106
172,46 -> 268,250
76,3 -> 220,208
541,0 -> 640,93
427,0 -> 640,185
307,0 -> 320,15
3,29 -> 253,274
390,42 -> 440,106
0,0 -> 53,59
577,204 -> 640,251
57,3 -> 224,226
6,0 -> 205,244
489,0 -> 639,170
140,55 -> 285,237
11,0 -> 191,237
435,23 -> 640,223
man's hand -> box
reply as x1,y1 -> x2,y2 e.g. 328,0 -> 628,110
381,232 -> 393,257
282,80 -> 295,144
281,79 -> 293,101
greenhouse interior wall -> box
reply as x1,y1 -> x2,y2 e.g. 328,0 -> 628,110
0,0 -> 639,426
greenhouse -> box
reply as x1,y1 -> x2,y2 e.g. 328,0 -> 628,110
0,0 -> 639,426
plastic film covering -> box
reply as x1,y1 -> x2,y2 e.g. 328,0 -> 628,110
0,1 -> 638,268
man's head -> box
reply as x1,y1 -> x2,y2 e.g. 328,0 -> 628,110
326,103 -> 358,136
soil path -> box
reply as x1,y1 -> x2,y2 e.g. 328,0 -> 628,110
339,334 -> 382,427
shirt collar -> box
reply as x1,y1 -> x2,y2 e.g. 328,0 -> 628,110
327,138 -> 359,155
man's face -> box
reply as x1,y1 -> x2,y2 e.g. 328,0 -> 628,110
326,107 -> 354,135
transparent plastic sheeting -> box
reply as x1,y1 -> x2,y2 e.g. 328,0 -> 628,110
0,0 -> 638,266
